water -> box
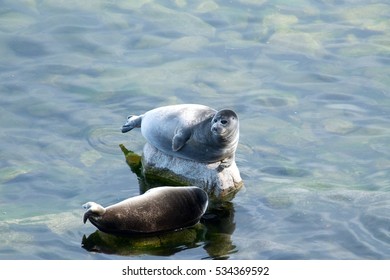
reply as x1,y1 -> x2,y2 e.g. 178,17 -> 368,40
0,0 -> 389,259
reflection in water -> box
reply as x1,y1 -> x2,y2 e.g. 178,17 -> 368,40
201,201 -> 236,260
82,225 -> 206,257
81,145 -> 238,259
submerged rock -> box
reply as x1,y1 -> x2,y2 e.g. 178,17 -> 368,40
323,118 -> 355,134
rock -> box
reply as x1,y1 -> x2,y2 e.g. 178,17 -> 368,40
120,143 -> 243,200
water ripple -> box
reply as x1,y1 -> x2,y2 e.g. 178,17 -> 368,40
86,125 -> 144,155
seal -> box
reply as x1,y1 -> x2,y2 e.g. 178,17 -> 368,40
121,104 -> 239,168
83,186 -> 208,235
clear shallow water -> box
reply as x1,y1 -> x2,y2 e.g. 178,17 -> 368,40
0,0 -> 389,259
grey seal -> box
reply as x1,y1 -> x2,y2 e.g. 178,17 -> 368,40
121,104 -> 239,168
83,186 -> 208,235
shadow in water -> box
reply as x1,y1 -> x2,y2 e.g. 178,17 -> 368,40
81,145 -> 237,259
82,224 -> 207,257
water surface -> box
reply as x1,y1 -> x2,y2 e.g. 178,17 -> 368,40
0,0 -> 389,259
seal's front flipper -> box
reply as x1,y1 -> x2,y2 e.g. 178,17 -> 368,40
172,129 -> 191,151
217,155 -> 234,171
121,115 -> 143,133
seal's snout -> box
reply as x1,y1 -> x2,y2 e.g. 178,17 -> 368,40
211,123 -> 224,135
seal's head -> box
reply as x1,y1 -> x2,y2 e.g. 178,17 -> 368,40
211,109 -> 239,138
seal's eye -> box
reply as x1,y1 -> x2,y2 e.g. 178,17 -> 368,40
221,120 -> 228,125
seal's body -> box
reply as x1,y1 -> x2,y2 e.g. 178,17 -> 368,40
121,104 -> 239,168
83,186 -> 208,235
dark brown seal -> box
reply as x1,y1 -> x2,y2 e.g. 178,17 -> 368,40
83,186 -> 208,235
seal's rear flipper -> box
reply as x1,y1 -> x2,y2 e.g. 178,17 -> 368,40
121,115 -> 143,133
82,202 -> 106,223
